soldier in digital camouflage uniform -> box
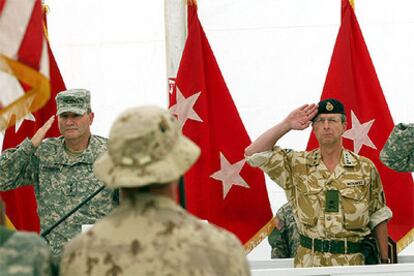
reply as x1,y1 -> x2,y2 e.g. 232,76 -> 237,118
380,123 -> 414,172
0,89 -> 117,256
268,202 -> 299,258
60,105 -> 250,276
0,196 -> 52,276
245,99 -> 392,267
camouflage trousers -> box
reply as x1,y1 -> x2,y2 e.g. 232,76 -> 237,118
294,245 -> 364,267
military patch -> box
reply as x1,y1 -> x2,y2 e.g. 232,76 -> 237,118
325,190 -> 339,212
345,180 -> 365,187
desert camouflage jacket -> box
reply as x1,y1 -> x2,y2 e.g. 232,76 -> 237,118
60,193 -> 250,276
247,147 -> 392,266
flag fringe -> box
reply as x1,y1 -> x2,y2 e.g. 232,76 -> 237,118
397,226 -> 414,253
5,215 -> 15,230
244,216 -> 277,254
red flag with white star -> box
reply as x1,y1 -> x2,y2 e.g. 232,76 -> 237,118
168,4 -> 273,250
307,0 -> 414,251
0,1 -> 66,232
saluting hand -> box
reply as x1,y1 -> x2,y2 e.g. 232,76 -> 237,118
284,104 -> 318,130
31,116 -> 55,147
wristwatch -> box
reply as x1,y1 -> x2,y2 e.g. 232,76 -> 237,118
381,258 -> 391,264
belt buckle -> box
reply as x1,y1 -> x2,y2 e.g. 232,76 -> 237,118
322,239 -> 331,253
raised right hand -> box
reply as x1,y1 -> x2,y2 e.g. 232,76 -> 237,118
284,104 -> 318,130
31,116 -> 55,147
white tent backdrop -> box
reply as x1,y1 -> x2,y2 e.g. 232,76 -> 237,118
1,0 -> 413,259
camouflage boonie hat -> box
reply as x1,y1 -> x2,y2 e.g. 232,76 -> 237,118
93,106 -> 200,188
313,98 -> 345,121
56,89 -> 91,115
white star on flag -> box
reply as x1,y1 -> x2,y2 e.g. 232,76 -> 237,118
15,112 -> 36,133
342,110 -> 377,154
169,85 -> 203,127
210,152 -> 250,199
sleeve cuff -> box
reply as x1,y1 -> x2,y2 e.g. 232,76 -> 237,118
20,138 -> 36,155
370,206 -> 393,229
245,150 -> 274,168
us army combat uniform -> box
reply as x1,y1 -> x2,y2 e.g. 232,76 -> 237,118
0,135 -> 116,256
60,193 -> 250,276
380,123 -> 414,172
247,147 -> 392,267
0,226 -> 52,276
268,202 -> 299,258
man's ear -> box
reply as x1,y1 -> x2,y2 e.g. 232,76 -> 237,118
89,112 -> 95,124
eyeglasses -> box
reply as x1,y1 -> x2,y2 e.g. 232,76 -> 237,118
313,117 -> 342,124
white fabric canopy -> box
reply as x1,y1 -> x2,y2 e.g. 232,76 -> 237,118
1,0 -> 412,259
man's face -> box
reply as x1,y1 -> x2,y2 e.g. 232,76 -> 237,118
58,112 -> 94,142
312,114 -> 346,146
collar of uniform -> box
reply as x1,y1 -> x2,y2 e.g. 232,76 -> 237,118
306,148 -> 358,167
122,193 -> 183,213
307,149 -> 321,167
340,149 -> 358,167
55,135 -> 96,165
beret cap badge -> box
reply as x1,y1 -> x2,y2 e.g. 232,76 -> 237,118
326,102 -> 334,111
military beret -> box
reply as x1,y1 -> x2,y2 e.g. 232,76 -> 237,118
313,98 -> 345,120
55,89 -> 91,116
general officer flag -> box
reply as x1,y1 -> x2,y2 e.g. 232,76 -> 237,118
168,3 -> 273,250
307,0 -> 414,252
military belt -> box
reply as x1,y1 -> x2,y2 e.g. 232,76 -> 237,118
300,234 -> 362,254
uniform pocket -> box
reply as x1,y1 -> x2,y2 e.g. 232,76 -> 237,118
340,184 -> 369,229
296,177 -> 322,226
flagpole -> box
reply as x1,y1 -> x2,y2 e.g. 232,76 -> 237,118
164,0 -> 187,80
164,0 -> 188,208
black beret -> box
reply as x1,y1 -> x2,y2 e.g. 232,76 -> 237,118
313,98 -> 345,120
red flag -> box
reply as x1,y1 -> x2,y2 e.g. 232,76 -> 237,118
168,5 -> 273,250
307,0 -> 414,252
0,2 -> 66,232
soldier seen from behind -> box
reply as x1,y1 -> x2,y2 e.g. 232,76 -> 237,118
0,89 -> 117,256
245,98 -> 392,267
60,105 -> 250,276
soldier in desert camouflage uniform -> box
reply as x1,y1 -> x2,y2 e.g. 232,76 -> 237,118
268,202 -> 299,258
380,123 -> 414,172
0,89 -> 117,256
245,98 -> 392,267
0,196 -> 52,276
60,105 -> 250,276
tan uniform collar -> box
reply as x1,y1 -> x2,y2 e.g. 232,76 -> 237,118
307,148 -> 358,167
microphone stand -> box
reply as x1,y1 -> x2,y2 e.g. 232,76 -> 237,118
40,185 -> 105,239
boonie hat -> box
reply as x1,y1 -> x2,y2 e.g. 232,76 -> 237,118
93,106 -> 200,188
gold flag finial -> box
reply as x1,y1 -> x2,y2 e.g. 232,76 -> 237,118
349,0 -> 355,9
